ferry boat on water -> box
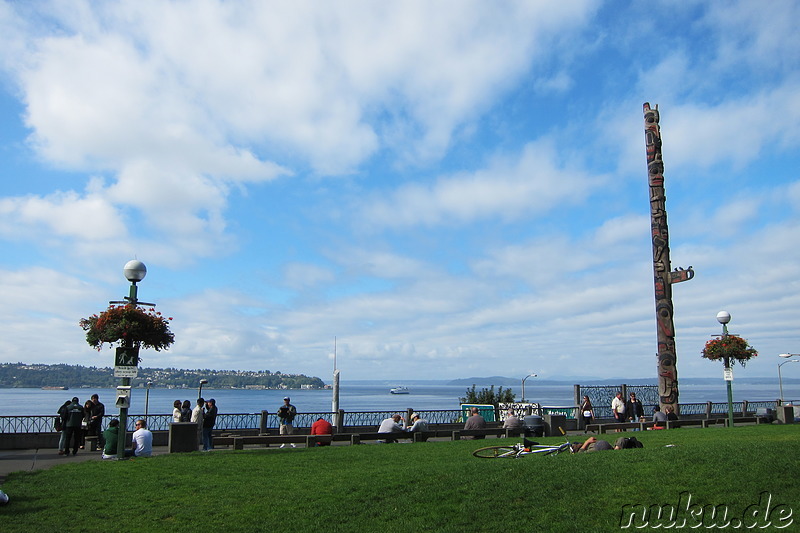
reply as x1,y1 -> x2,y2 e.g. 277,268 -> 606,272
390,386 -> 410,395
41,386 -> 69,390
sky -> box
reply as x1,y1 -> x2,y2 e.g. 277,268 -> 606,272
0,1 -> 799,385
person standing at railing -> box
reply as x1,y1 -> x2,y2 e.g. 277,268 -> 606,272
63,397 -> 85,456
172,400 -> 183,423
90,394 -> 105,451
56,399 -> 70,455
80,400 -> 93,449
611,392 -> 626,432
191,397 -> 204,447
580,396 -> 595,432
625,393 -> 645,423
277,397 -> 297,448
180,400 -> 192,422
202,399 -> 217,451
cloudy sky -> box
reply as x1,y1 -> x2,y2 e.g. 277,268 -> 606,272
1,1 -> 798,384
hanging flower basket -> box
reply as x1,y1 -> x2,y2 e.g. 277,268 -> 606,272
79,304 -> 175,352
701,335 -> 757,367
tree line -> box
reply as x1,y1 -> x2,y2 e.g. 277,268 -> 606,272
0,363 -> 326,389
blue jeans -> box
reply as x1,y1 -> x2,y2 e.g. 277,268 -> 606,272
202,427 -> 214,450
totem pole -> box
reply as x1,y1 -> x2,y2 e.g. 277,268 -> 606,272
643,103 -> 694,414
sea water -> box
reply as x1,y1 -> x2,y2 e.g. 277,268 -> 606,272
0,379 -> 795,417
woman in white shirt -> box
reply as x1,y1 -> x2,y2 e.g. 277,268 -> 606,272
172,400 -> 182,423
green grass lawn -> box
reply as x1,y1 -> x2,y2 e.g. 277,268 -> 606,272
1,425 -> 798,532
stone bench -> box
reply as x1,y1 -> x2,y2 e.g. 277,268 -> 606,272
84,435 -> 100,451
586,416 -> 765,433
451,428 -> 523,440
355,432 -> 433,443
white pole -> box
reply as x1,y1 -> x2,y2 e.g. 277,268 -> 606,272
331,337 -> 340,428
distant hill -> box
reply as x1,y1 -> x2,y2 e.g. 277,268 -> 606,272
447,376 -> 520,386
0,362 -> 326,389
446,376 -> 793,386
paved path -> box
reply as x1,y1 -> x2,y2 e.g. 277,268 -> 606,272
0,446 -> 170,485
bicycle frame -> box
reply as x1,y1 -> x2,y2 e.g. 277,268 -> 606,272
472,428 -> 575,459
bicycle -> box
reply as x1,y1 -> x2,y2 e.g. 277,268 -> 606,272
472,428 -> 574,459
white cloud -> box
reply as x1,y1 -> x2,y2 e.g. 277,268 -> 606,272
361,140 -> 602,228
283,262 -> 335,290
0,191 -> 126,241
703,0 -> 800,75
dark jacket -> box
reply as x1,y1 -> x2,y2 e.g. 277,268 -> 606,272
625,399 -> 644,420
65,402 -> 85,428
90,401 -> 105,428
203,405 -> 218,429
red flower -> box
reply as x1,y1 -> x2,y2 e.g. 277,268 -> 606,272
701,335 -> 757,367
79,304 -> 175,352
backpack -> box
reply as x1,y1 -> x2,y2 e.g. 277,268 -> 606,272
623,436 -> 644,449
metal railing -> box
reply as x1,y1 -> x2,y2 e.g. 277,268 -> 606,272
1,400 -> 789,434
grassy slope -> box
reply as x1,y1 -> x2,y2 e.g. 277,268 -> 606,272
1,425 -> 798,532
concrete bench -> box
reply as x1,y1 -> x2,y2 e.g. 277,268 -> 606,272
84,435 -> 100,451
452,428 -> 522,440
229,434 -> 355,449
355,432 -> 433,443
701,416 -> 764,427
586,416 -> 765,433
585,422 -> 646,434
223,434 -> 367,449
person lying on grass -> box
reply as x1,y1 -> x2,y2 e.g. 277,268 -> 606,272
570,436 -> 642,452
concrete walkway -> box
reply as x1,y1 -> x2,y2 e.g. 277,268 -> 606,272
0,446 -> 171,485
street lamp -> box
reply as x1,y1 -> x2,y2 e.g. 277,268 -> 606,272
778,354 -> 800,404
521,373 -> 537,403
716,311 -> 734,428
115,260 -> 147,459
144,381 -> 153,422
198,379 -> 208,399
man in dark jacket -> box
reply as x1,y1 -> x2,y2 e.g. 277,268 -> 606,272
63,397 -> 85,456
625,393 -> 645,422
202,398 -> 217,451
90,394 -> 105,450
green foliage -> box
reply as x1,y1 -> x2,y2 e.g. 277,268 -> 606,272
459,384 -> 515,405
0,363 -> 325,389
1,426 -> 798,532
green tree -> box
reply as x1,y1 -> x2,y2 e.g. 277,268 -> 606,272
459,384 -> 515,406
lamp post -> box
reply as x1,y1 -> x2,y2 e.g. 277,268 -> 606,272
198,379 -> 208,399
144,381 -> 153,422
716,311 -> 735,428
116,260 -> 147,459
778,354 -> 800,404
521,373 -> 537,403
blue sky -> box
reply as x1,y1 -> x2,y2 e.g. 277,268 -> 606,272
1,1 -> 799,385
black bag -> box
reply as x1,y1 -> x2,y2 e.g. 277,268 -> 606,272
623,436 -> 644,449
54,416 -> 62,432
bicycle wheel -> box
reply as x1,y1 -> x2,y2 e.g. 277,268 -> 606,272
472,446 -> 518,458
